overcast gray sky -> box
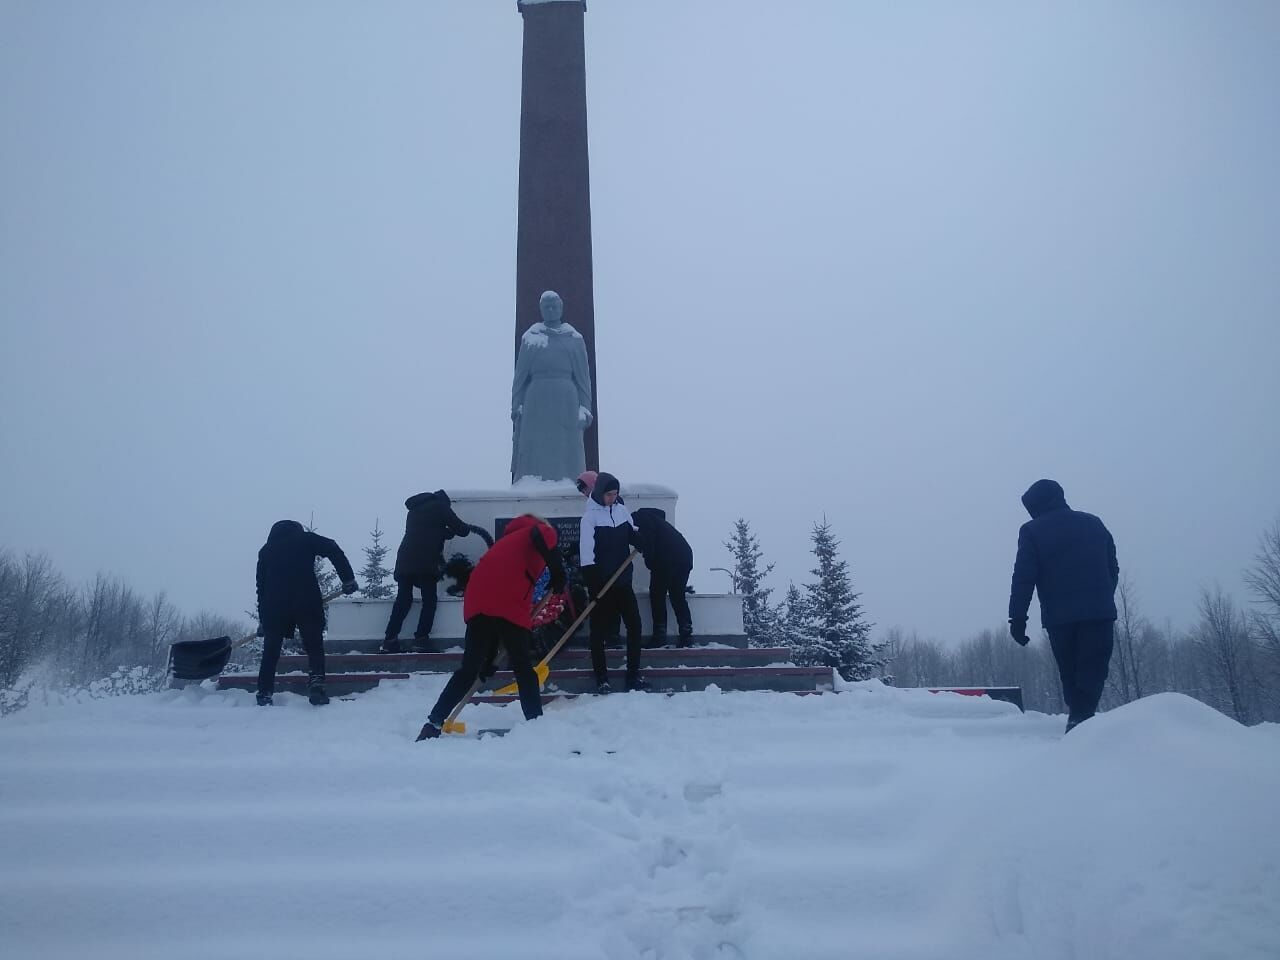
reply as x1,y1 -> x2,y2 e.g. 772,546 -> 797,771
2,0 -> 1277,642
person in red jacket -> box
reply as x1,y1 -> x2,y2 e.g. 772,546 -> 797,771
416,514 -> 566,740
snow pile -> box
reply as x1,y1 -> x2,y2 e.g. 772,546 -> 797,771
935,693 -> 1280,960
1,682 -> 1275,959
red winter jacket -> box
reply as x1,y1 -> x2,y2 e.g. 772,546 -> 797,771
463,515 -> 560,629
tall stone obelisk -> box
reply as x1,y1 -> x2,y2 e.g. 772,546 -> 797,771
514,0 -> 599,472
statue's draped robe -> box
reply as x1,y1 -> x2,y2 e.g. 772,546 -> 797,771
511,322 -> 592,482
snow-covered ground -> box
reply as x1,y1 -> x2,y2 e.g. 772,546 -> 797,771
1,681 -> 1276,960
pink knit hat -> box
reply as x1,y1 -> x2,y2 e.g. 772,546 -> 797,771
575,470 -> 598,494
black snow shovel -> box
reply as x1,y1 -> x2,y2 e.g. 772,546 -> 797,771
168,587 -> 344,682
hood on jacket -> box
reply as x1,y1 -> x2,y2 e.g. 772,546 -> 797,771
502,513 -> 558,549
266,519 -> 305,544
632,507 -> 666,528
405,489 -> 450,510
590,472 -> 622,506
1022,479 -> 1069,519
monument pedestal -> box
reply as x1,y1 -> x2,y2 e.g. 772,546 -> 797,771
325,481 -> 737,655
323,481 -> 747,649
445,480 -> 677,572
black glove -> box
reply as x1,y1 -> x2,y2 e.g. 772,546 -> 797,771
581,564 -> 603,598
477,653 -> 499,683
342,580 -> 359,596
549,571 -> 567,594
1009,617 -> 1030,646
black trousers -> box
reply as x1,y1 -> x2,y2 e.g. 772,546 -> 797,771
428,615 -> 542,724
258,618 -> 324,696
1047,620 -> 1115,726
649,566 -> 693,639
384,574 -> 439,642
589,580 -> 643,683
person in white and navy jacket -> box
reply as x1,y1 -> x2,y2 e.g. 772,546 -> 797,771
579,472 -> 646,693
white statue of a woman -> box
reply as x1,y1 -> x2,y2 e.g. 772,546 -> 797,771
511,290 -> 593,482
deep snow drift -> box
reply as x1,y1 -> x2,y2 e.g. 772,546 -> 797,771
1,680 -> 1276,960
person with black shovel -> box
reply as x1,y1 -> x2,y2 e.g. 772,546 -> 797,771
382,490 -> 472,654
256,520 -> 357,706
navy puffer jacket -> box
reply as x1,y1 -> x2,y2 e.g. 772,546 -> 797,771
1008,479 -> 1119,627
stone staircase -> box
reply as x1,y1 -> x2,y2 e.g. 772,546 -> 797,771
216,593 -> 835,699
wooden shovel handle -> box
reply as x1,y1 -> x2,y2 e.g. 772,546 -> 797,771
541,548 -> 639,666
443,579 -> 587,728
495,548 -> 640,695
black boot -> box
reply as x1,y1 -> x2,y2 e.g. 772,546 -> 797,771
256,692 -> 273,706
307,677 -> 330,706
1064,712 -> 1093,734
677,629 -> 694,649
411,637 -> 433,653
595,679 -> 613,695
625,674 -> 650,693
378,639 -> 401,655
416,720 -> 442,741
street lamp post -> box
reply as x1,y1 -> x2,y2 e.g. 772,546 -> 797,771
709,567 -> 738,594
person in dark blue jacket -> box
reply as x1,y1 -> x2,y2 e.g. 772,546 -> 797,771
1008,479 -> 1119,732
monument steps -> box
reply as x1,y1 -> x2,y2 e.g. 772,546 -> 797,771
217,634 -> 836,698
217,673 -> 411,697
233,575 -> 834,698
269,644 -> 787,673
467,690 -> 825,707
216,664 -> 833,698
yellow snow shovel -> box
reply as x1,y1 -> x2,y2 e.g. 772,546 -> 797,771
441,589 -> 559,735
439,672 -> 497,736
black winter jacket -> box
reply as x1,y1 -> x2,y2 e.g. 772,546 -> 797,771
632,508 -> 693,572
1008,479 -> 1119,628
395,490 -> 471,580
257,520 -> 355,626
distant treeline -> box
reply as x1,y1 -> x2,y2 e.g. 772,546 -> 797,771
0,549 -> 247,712
729,516 -> 1280,725
880,581 -> 1280,724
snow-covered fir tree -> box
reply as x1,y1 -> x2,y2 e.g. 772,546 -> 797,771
359,520 -> 393,599
780,581 -> 812,647
792,519 -> 881,681
724,518 -> 782,646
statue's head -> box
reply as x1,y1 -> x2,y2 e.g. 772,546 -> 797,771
539,290 -> 564,327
